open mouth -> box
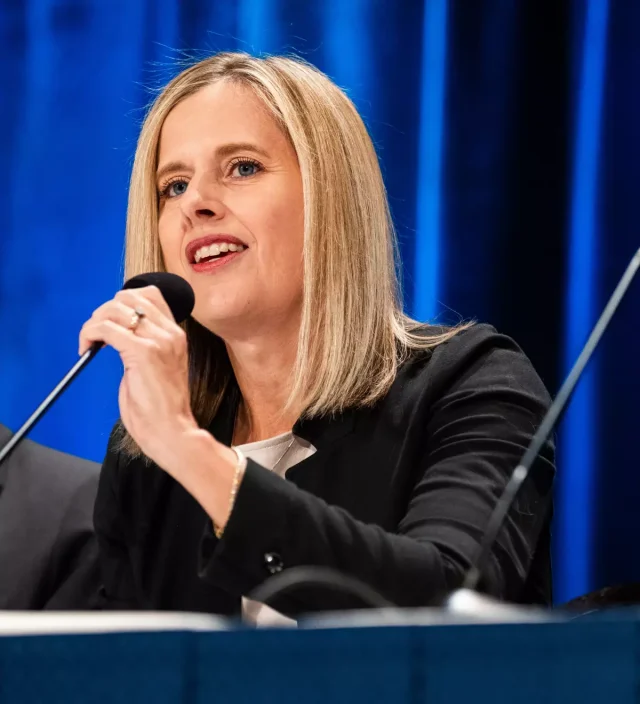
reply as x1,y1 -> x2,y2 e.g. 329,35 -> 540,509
192,242 -> 247,264
185,236 -> 249,271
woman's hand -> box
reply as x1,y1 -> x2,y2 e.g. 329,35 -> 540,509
78,285 -> 198,468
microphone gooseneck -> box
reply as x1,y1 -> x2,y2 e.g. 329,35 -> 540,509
462,247 -> 640,594
0,272 -> 195,467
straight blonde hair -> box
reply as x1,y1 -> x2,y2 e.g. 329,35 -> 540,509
120,52 -> 470,456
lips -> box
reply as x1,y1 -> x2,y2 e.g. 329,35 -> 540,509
191,249 -> 245,273
185,234 -> 248,264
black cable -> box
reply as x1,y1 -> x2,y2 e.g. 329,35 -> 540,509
246,566 -> 397,610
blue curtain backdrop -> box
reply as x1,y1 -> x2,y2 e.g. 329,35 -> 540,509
0,0 -> 637,605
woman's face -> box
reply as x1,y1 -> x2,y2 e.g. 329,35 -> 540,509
156,81 -> 304,338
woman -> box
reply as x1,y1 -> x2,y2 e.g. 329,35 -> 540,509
80,52 -> 555,621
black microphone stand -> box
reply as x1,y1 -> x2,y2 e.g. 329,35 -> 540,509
443,248 -> 640,618
0,344 -> 102,466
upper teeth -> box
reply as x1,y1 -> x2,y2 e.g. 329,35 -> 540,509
194,242 -> 245,262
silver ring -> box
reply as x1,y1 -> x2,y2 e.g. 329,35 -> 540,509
128,306 -> 146,332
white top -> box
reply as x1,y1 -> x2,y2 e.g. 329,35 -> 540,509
234,431 -> 317,626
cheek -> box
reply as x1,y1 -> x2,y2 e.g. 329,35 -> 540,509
157,208 -> 183,272
260,205 -> 304,299
255,187 -> 304,260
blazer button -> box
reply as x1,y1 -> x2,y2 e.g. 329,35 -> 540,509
264,552 -> 284,574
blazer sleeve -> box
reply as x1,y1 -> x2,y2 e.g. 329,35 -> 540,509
197,336 -> 555,615
42,474 -> 102,610
93,432 -> 140,610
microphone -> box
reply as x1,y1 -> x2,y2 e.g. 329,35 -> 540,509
445,247 -> 640,616
0,272 -> 195,467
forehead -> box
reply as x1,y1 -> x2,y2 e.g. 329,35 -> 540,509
158,81 -> 286,158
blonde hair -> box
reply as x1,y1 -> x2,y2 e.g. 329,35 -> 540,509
120,52 -> 470,456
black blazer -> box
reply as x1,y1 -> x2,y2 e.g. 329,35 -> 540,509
0,424 -> 101,609
94,324 -> 555,616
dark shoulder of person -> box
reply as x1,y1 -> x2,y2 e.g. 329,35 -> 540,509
0,424 -> 101,610
389,322 -> 555,525
394,322 -> 551,411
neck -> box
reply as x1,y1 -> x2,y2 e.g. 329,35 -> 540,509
225,327 -> 300,445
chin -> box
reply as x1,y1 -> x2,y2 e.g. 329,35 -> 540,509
191,304 -> 245,335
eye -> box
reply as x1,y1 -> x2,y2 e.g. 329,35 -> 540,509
159,178 -> 188,199
229,158 -> 263,179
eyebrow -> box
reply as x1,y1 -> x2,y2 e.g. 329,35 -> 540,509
156,142 -> 271,183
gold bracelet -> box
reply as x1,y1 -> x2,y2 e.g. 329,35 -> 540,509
214,446 -> 246,539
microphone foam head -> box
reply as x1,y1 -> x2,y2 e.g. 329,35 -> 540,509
123,272 -> 195,324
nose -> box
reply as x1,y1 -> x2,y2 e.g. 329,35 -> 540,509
194,205 -> 217,219
180,178 -> 226,225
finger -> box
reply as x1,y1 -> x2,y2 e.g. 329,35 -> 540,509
115,286 -> 174,324
78,319 -> 155,360
89,300 -> 140,325
78,307 -> 169,355
139,285 -> 175,319
89,297 -> 172,334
